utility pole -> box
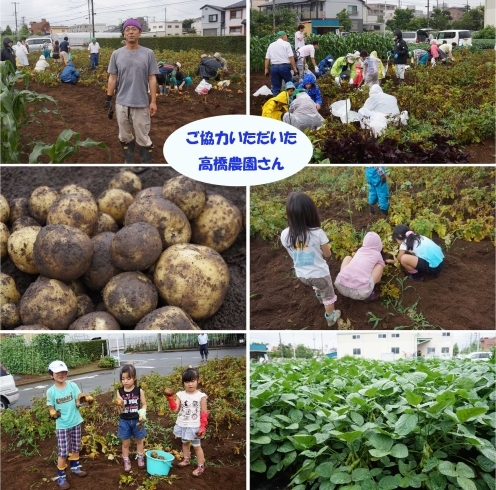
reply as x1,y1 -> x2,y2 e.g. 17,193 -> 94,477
87,0 -> 91,33
12,2 -> 19,35
272,0 -> 275,32
157,333 -> 162,352
426,0 -> 430,27
279,333 -> 283,358
165,7 -> 166,36
90,0 -> 95,38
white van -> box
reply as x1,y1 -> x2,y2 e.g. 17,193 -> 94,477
402,32 -> 417,43
0,363 -> 19,410
436,30 -> 472,46
25,36 -> 52,51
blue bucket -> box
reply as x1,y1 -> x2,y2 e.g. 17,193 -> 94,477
145,450 -> 174,476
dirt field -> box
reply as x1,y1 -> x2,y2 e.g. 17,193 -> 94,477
20,82 -> 247,164
250,72 -> 495,164
0,167 -> 246,330
0,392 -> 246,490
250,180 -> 495,330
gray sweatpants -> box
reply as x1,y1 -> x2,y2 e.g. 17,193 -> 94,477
116,104 -> 152,147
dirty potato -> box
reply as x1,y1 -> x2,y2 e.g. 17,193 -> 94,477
15,325 -> 51,330
8,197 -> 29,225
109,170 -> 142,196
33,224 -> 93,282
69,312 -> 120,330
94,212 -> 119,234
82,232 -> 122,291
0,273 -> 21,305
153,244 -> 229,320
161,176 -> 206,220
0,303 -> 20,329
135,187 -> 163,200
135,306 -> 200,330
0,222 -> 9,259
60,184 -> 93,199
125,196 -> 191,248
103,272 -> 158,327
97,189 -> 134,225
0,194 -> 9,224
47,194 -> 99,235
29,186 -> 59,224
19,277 -> 78,329
11,216 -> 42,233
190,194 -> 242,253
7,226 -> 41,274
76,294 -> 94,318
110,222 -> 162,271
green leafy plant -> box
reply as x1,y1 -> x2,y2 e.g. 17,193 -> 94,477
98,356 -> 117,369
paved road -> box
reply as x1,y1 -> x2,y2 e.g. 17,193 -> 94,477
16,347 -> 245,407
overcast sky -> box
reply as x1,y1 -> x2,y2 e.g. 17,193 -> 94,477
250,331 -> 493,351
0,0 -> 485,32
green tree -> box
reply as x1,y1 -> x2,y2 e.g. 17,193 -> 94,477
295,344 -> 313,359
336,9 -> 353,32
452,7 -> 484,30
386,8 -> 415,31
19,24 -> 29,38
429,9 -> 452,30
472,25 -> 495,38
406,17 -> 429,31
2,25 -> 13,36
250,7 -> 299,37
182,18 -> 195,29
453,343 -> 459,356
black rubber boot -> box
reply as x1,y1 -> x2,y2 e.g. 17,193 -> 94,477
369,204 -> 376,215
138,145 -> 153,163
380,208 -> 388,216
120,140 -> 135,164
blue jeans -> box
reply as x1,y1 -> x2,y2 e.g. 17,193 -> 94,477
270,64 -> 292,95
90,53 -> 99,70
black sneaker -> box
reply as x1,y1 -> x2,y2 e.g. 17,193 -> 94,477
410,273 -> 424,282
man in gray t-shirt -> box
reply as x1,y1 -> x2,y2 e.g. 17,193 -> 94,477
105,18 -> 159,163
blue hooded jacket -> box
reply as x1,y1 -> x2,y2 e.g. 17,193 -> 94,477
60,62 -> 80,84
316,54 -> 334,77
297,73 -> 322,106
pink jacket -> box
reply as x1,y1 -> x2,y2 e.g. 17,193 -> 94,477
335,232 -> 385,291
430,40 -> 439,58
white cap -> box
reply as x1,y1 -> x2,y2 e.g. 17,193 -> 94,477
48,360 -> 69,373
175,62 -> 181,68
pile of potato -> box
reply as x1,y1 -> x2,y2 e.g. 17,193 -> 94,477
0,171 -> 243,331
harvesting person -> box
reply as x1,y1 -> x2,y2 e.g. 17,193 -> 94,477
360,50 -> 379,87
87,37 -> 100,70
196,54 -> 222,81
59,36 -> 71,66
294,24 -> 306,50
59,62 -> 80,85
105,18 -> 159,164
13,40 -> 29,68
46,360 -> 93,489
282,90 -> 324,131
280,191 -> 341,326
261,82 -> 294,120
370,51 -> 385,82
164,367 -> 209,477
334,232 -> 385,302
1,38 -> 16,72
385,225 -> 445,282
34,54 -> 50,72
170,62 -> 192,91
115,364 -> 148,473
392,29 -> 409,83
213,52 -> 228,72
295,40 -> 319,78
315,54 -> 334,78
366,166 -> 389,216
330,53 -> 357,86
296,72 -> 322,110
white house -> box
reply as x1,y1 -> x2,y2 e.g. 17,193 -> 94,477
485,0 -> 495,28
337,331 -> 454,361
200,4 -> 226,36
191,17 -> 203,34
225,0 -> 247,35
68,23 -> 106,33
149,20 -> 183,36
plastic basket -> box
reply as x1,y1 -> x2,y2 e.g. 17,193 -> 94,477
145,450 -> 174,476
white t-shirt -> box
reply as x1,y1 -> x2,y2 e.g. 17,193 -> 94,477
176,390 -> 207,428
297,44 -> 315,59
88,42 -> 100,54
265,38 -> 294,64
294,30 -> 305,50
399,236 -> 444,268
281,227 -> 330,279
439,44 -> 452,54
198,334 -> 208,345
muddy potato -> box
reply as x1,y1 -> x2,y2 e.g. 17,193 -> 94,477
11,216 -> 42,233
109,170 -> 142,196
0,273 -> 21,305
77,294 -> 94,318
29,186 -> 59,224
8,197 -> 29,225
153,244 -> 229,320
0,194 -> 9,224
47,194 -> 98,235
33,225 -> 93,282
7,226 -> 41,274
82,232 -> 122,291
110,222 -> 162,271
70,279 -> 88,296
94,212 -> 119,234
0,303 -> 20,329
97,189 -> 134,225
191,194 -> 242,253
103,272 -> 158,327
69,312 -> 120,330
60,184 -> 93,199
19,277 -> 78,329
136,187 -> 163,200
16,325 -> 51,330
125,196 -> 191,248
161,176 -> 206,220
135,306 -> 200,330
0,222 -> 9,259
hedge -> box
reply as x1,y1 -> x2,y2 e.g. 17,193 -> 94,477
98,35 -> 246,54
71,339 -> 107,361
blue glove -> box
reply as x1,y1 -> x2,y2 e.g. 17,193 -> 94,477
387,50 -> 392,56
394,54 -> 398,59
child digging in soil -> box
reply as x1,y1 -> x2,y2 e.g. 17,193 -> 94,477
385,225 -> 445,281
115,364 -> 147,472
335,232 -> 386,302
47,360 -> 92,489
280,191 -> 341,326
164,367 -> 208,477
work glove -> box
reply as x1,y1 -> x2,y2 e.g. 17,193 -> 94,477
334,76 -> 341,86
394,54 -> 398,59
49,408 -> 61,419
314,66 -> 319,73
138,408 -> 147,422
103,95 -> 112,109
164,388 -> 178,410
387,50 -> 392,56
196,412 -> 209,437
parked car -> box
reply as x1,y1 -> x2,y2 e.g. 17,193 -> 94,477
436,30 -> 472,46
463,352 -> 491,361
416,28 -> 435,43
402,31 -> 417,43
25,36 -> 52,51
0,363 -> 19,410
